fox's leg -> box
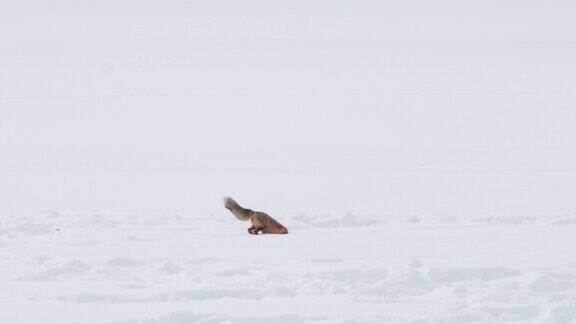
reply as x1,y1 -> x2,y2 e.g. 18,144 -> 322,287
254,227 -> 267,235
247,225 -> 256,234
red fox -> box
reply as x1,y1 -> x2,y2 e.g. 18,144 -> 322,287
223,197 -> 289,235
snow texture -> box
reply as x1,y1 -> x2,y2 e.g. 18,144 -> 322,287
1,0 -> 576,322
1,211 -> 576,323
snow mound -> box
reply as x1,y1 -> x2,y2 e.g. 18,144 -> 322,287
290,213 -> 381,229
403,211 -> 460,224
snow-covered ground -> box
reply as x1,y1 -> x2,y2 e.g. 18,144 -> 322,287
1,210 -> 576,323
2,0 -> 576,322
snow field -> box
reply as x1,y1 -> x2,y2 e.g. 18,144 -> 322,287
1,211 -> 575,323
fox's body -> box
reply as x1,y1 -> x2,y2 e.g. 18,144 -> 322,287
223,197 -> 288,235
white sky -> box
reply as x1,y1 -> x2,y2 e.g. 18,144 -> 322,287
1,0 -> 576,216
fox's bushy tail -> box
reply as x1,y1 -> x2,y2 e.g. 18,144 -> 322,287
223,196 -> 251,221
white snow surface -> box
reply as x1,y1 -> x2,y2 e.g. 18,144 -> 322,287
1,211 -> 576,323
2,0 -> 576,322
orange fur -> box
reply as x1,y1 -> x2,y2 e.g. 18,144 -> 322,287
223,197 -> 288,235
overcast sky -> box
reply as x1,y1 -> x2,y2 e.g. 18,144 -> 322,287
1,0 -> 576,216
